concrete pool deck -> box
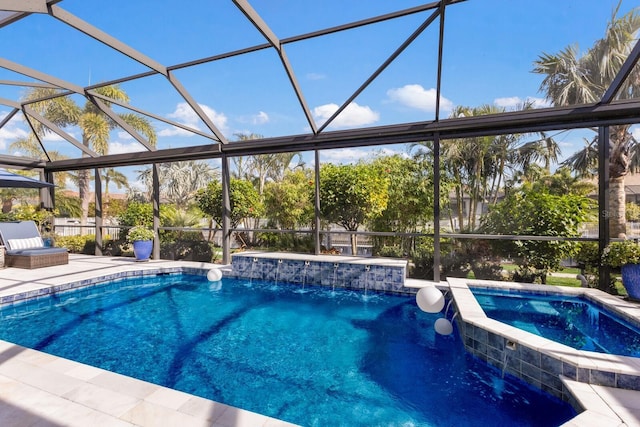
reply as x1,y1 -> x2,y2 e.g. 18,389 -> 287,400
0,254 -> 637,426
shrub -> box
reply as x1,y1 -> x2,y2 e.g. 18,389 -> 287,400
511,266 -> 542,283
472,262 -> 504,280
255,232 -> 314,253
602,240 -> 640,268
160,240 -> 215,262
56,235 -> 95,254
375,245 -> 404,258
409,246 -> 435,280
127,226 -> 154,242
441,252 -> 471,278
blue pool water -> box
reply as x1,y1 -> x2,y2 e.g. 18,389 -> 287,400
472,288 -> 640,357
0,275 -> 575,426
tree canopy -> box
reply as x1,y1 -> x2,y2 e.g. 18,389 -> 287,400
319,162 -> 389,254
481,183 -> 593,283
195,179 -> 264,229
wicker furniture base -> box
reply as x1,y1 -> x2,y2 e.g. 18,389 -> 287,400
6,251 -> 69,269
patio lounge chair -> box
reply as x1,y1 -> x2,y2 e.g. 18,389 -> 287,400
0,221 -> 68,269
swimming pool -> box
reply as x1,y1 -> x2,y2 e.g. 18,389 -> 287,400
0,274 -> 575,426
471,288 -> 640,357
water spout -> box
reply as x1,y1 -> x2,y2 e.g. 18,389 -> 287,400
364,265 -> 371,298
249,258 -> 258,286
275,259 -> 283,286
501,340 -> 517,379
302,260 -> 310,290
587,305 -> 599,329
332,263 -> 339,292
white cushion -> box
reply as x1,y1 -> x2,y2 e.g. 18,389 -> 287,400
7,237 -> 44,250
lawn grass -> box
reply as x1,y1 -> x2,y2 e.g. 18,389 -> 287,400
556,266 -> 581,275
545,276 -> 581,287
495,265 -> 629,296
468,265 -> 628,296
501,263 -> 581,275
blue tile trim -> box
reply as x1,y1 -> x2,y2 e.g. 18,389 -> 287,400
0,267 -> 195,308
229,254 -> 407,293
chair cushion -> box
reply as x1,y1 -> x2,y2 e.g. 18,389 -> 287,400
7,236 -> 44,250
6,247 -> 67,256
0,221 -> 42,250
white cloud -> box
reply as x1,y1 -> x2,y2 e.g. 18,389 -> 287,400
158,127 -> 195,137
321,148 -> 372,164
161,102 -> 229,137
0,112 -> 28,150
313,102 -> 379,129
252,111 -> 269,125
117,131 -> 133,140
493,96 -> 522,108
41,132 -> 67,142
494,96 -> 551,109
108,141 -> 146,155
375,147 -> 410,158
307,72 -> 326,80
386,84 -> 453,113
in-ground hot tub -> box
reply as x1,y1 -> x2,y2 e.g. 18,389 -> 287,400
471,287 -> 640,357
447,278 -> 640,401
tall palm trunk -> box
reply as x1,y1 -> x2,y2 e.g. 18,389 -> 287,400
78,135 -> 92,235
609,126 -> 632,238
609,176 -> 626,238
78,169 -> 90,235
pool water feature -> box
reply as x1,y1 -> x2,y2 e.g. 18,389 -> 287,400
471,288 -> 640,357
0,274 -> 575,426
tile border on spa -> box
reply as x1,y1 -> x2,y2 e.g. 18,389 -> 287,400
447,277 -> 640,401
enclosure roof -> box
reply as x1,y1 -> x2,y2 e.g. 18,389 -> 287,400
0,0 -> 639,171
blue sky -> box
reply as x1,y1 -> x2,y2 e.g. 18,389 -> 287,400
0,0 -> 638,189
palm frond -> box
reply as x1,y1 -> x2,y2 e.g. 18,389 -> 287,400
119,113 -> 157,147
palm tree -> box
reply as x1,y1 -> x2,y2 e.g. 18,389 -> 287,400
418,105 -> 505,230
533,5 -> 640,237
9,134 -> 74,213
101,168 -> 129,199
137,160 -> 218,205
100,168 -> 129,217
516,131 -> 561,174
232,133 -> 304,194
412,102 -> 562,231
21,86 -> 156,229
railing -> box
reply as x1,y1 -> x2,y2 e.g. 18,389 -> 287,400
53,221 -> 121,239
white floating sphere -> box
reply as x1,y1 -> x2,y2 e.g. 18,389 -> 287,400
434,318 -> 454,335
416,286 -> 445,313
207,269 -> 222,282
